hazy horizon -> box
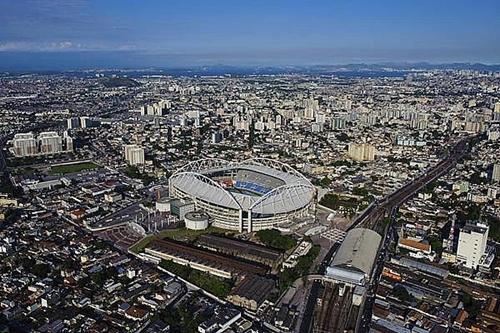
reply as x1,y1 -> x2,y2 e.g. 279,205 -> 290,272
1,0 -> 499,70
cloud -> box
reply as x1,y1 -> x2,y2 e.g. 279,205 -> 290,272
0,0 -> 130,46
0,40 -> 137,52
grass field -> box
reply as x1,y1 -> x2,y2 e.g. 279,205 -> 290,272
129,226 -> 229,253
49,162 -> 99,175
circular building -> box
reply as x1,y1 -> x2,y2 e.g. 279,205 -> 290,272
169,158 -> 316,232
184,211 -> 210,230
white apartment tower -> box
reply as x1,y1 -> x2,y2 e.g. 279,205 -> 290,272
304,98 -> 319,120
11,132 -> 72,157
456,221 -> 489,269
39,132 -> 63,154
12,133 -> 37,157
141,99 -> 171,116
492,163 -> 500,182
348,143 -> 376,161
124,144 -> 145,165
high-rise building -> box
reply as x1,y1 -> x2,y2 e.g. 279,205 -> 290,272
331,116 -> 347,130
12,133 -> 37,157
124,145 -> 145,165
348,143 -> 376,161
194,117 -> 201,128
67,117 -> 80,129
141,100 -> 171,116
487,125 -> 499,141
63,131 -> 73,152
80,117 -> 91,128
11,132 -> 73,157
311,123 -> 323,133
456,221 -> 489,269
494,101 -> 500,113
275,114 -> 283,126
304,98 -> 319,120
67,117 -> 99,129
212,132 -> 223,144
179,115 -> 186,127
315,113 -> 326,124
233,115 -> 250,131
492,163 -> 500,182
39,132 -> 63,154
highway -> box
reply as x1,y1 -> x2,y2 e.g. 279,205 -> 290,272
298,135 -> 478,333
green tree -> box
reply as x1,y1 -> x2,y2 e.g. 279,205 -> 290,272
255,229 -> 297,250
31,263 -> 50,278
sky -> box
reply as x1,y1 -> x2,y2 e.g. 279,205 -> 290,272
0,0 -> 499,69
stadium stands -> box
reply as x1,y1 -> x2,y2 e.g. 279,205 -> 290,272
234,169 -> 284,195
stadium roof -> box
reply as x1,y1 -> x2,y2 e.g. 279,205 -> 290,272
169,158 -> 315,214
330,228 -> 382,276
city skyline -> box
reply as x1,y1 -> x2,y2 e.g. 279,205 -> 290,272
1,2 -> 499,332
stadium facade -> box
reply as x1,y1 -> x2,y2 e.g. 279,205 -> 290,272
168,158 -> 316,232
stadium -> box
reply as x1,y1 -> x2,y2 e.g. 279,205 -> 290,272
168,158 -> 316,232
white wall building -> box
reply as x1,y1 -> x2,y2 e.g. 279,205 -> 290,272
12,133 -> 37,157
39,132 -> 63,154
492,163 -> 500,182
348,143 -> 376,161
124,144 -> 145,165
11,132 -> 73,157
456,221 -> 489,269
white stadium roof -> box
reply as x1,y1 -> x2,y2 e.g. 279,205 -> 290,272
169,158 -> 315,214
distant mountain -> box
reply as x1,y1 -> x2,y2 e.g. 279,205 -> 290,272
152,63 -> 500,76
306,62 -> 500,72
2,62 -> 499,78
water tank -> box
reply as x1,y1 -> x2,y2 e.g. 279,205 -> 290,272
184,211 -> 209,230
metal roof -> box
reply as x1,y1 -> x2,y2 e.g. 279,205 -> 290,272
330,228 -> 382,276
169,158 -> 315,214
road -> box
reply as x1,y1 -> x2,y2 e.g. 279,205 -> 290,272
346,135 -> 476,232
355,134 -> 478,333
298,135 -> 478,333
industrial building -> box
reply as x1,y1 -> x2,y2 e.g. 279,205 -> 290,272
168,158 -> 315,232
184,211 -> 210,230
227,275 -> 275,311
196,234 -> 284,268
144,239 -> 268,278
326,228 -> 382,285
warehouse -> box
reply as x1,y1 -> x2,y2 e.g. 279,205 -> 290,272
196,234 -> 284,268
145,239 -> 268,278
227,275 -> 275,311
326,228 -> 382,285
